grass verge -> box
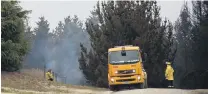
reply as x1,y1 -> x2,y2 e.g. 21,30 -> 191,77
1,69 -> 107,93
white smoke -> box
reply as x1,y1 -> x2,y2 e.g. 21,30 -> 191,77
24,16 -> 91,85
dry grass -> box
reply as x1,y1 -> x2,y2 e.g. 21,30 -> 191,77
1,69 -> 107,93
21,68 -> 45,79
1,69 -> 49,92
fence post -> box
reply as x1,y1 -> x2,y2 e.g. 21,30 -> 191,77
55,72 -> 57,82
65,76 -> 67,84
44,64 -> 46,79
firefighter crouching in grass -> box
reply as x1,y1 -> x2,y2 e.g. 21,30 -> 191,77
46,69 -> 54,85
165,62 -> 174,88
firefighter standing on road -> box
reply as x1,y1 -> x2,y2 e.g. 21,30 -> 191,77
165,62 -> 174,88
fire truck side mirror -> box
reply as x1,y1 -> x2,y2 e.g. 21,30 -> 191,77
143,53 -> 147,63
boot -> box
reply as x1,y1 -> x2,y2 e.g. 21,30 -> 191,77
168,85 -> 171,88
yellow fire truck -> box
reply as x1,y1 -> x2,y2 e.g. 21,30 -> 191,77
108,45 -> 147,90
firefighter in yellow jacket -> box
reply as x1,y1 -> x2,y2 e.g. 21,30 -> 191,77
165,62 -> 174,88
46,69 -> 54,81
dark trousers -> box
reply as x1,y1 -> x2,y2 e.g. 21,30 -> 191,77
168,80 -> 173,86
48,78 -> 53,81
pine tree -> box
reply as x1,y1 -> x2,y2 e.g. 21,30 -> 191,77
1,1 -> 31,71
192,1 -> 208,69
79,1 -> 176,87
174,2 -> 193,88
25,17 -> 50,69
174,1 -> 208,89
188,1 -> 208,88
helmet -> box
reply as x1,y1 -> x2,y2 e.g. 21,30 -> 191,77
48,69 -> 52,72
166,62 -> 171,65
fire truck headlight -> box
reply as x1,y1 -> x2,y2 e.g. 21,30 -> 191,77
115,71 -> 118,74
137,75 -> 141,80
132,69 -> 136,73
111,78 -> 114,82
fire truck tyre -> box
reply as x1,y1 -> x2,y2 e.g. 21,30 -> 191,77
139,83 -> 145,89
109,85 -> 118,91
109,85 -> 114,91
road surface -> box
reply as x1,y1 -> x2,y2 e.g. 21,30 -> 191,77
2,86 -> 208,94
101,88 -> 208,94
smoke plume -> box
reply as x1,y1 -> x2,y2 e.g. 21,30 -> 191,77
24,16 -> 91,85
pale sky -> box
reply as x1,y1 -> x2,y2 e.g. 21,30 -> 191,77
20,0 -> 191,31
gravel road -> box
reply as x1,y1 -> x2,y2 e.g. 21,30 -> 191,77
100,88 -> 208,94
2,87 -> 208,94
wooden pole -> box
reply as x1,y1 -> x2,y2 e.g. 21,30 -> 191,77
44,63 -> 46,79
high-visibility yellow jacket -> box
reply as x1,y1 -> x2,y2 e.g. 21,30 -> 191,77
165,65 -> 174,80
46,72 -> 53,80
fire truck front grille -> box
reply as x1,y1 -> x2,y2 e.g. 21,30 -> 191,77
117,70 -> 134,74
116,79 -> 135,82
